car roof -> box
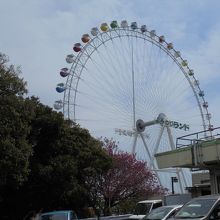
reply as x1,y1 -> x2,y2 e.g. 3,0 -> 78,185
151,205 -> 182,209
161,205 -> 183,208
138,200 -> 162,204
193,194 -> 220,200
41,210 -> 72,216
144,205 -> 183,219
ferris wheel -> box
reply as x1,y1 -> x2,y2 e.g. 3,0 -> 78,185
54,20 -> 212,192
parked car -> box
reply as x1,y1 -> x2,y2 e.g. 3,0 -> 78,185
170,194 -> 220,220
40,210 -> 78,220
142,205 -> 182,220
129,200 -> 163,220
163,194 -> 191,206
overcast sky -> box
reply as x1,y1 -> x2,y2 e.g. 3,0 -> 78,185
1,0 -> 220,128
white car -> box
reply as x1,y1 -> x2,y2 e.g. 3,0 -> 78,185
142,205 -> 182,220
129,200 -> 163,220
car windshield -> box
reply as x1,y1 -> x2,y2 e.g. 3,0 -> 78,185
134,203 -> 152,215
175,199 -> 217,218
41,213 -> 68,220
143,206 -> 173,220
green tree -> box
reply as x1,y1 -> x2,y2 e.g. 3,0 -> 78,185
0,53 -> 32,187
22,101 -> 112,218
0,53 -> 112,219
10,99 -> 112,219
0,53 -> 36,219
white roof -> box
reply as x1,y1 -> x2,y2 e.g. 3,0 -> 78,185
138,200 -> 162,204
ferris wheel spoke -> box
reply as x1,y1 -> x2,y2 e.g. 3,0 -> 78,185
95,51 -> 132,101
131,40 -> 136,128
75,95 -> 131,123
75,95 -> 133,129
112,35 -> 139,127
80,75 -> 132,111
83,59 -> 130,104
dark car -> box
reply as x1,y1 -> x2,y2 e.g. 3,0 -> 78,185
170,194 -> 220,220
40,210 -> 78,220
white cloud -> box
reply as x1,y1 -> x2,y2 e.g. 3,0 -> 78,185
0,0 -> 219,126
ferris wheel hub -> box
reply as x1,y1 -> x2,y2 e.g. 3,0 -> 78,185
136,119 -> 145,132
157,113 -> 167,123
136,113 -> 167,133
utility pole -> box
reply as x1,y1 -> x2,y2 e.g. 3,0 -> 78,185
171,177 -> 178,194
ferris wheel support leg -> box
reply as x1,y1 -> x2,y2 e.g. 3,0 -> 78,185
150,126 -> 165,167
140,133 -> 161,185
140,133 -> 152,163
176,168 -> 184,194
166,126 -> 175,150
167,126 -> 185,193
180,168 -> 188,189
132,132 -> 138,155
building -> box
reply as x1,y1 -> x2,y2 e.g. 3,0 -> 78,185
155,128 -> 220,194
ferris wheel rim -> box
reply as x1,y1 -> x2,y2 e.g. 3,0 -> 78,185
61,24 -> 211,133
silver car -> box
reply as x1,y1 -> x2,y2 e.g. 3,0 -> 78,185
143,205 -> 182,220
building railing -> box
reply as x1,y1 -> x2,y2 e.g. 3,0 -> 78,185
176,127 -> 220,148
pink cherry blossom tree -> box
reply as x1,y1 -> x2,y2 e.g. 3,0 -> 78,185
86,138 -> 166,216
